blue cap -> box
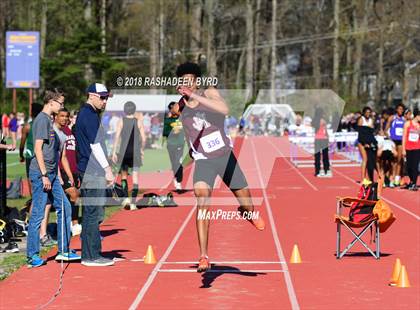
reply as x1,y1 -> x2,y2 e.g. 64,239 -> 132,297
86,83 -> 112,97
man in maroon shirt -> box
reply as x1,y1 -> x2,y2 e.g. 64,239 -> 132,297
174,62 -> 265,272
55,108 -> 81,235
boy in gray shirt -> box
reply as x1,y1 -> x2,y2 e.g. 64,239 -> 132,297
26,90 -> 81,267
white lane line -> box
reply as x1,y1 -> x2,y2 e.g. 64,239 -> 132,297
381,197 -> 420,221
158,269 -> 285,273
326,186 -> 352,189
162,261 -> 285,264
251,139 -> 300,310
128,205 -> 196,310
114,258 -> 145,262
275,186 -> 303,190
267,138 -> 318,191
168,197 -> 264,206
6,162 -> 21,167
333,168 -> 420,221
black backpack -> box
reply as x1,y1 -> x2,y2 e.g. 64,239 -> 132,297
349,182 -> 378,222
136,192 -> 177,208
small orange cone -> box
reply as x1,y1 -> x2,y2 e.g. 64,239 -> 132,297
144,245 -> 157,264
396,265 -> 411,288
389,258 -> 401,286
290,244 -> 302,264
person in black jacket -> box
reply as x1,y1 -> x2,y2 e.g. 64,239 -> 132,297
357,107 -> 378,182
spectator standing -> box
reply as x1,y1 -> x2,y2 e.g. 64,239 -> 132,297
163,102 -> 185,191
26,90 -> 80,268
402,109 -> 419,191
75,83 -> 115,267
313,107 -> 331,177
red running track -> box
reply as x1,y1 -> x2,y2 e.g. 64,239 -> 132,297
0,136 -> 418,309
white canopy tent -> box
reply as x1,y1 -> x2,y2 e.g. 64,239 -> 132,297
106,94 -> 182,112
242,104 -> 296,124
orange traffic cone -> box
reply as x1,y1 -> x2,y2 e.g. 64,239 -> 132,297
389,258 -> 401,286
396,265 -> 411,288
144,245 -> 157,264
290,244 -> 302,264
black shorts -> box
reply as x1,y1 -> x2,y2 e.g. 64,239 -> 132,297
61,171 -> 79,191
392,139 -> 402,146
119,154 -> 142,172
193,151 -> 248,190
380,150 -> 394,162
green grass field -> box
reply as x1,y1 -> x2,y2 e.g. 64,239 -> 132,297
5,141 -> 187,181
1,139 -> 185,280
0,204 -> 120,281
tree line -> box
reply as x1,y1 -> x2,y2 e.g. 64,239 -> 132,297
0,0 -> 419,113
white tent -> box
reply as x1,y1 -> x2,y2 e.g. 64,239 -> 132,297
242,104 -> 296,124
106,94 -> 182,112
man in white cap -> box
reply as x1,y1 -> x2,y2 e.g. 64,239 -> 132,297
75,83 -> 115,266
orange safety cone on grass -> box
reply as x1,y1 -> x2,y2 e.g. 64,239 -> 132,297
396,265 -> 411,288
144,245 -> 157,264
290,244 -> 302,264
389,258 -> 401,286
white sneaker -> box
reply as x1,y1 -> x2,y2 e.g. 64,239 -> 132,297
71,223 -> 82,236
316,171 -> 325,177
174,180 -> 182,191
325,170 -> 333,178
121,198 -> 131,209
81,257 -> 115,267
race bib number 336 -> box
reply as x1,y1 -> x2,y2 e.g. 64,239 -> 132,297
200,130 -> 225,153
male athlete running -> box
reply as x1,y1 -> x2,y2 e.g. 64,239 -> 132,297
174,62 -> 265,272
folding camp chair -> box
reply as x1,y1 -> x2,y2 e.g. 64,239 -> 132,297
335,197 -> 380,259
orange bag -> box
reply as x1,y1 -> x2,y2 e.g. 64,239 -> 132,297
373,200 -> 396,233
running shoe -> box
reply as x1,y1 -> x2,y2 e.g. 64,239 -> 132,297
121,198 -> 131,210
40,234 -> 57,247
55,250 -> 81,261
173,180 -> 182,191
197,256 -> 210,273
27,254 -> 45,268
362,178 -> 372,186
13,219 -> 28,236
3,242 -> 19,253
81,256 -> 115,267
325,170 -> 333,178
408,184 -> 418,191
238,206 -> 266,230
401,183 -> 410,190
250,215 -> 266,231
317,171 -> 326,178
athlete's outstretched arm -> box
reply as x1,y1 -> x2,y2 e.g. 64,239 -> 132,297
178,86 -> 229,115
